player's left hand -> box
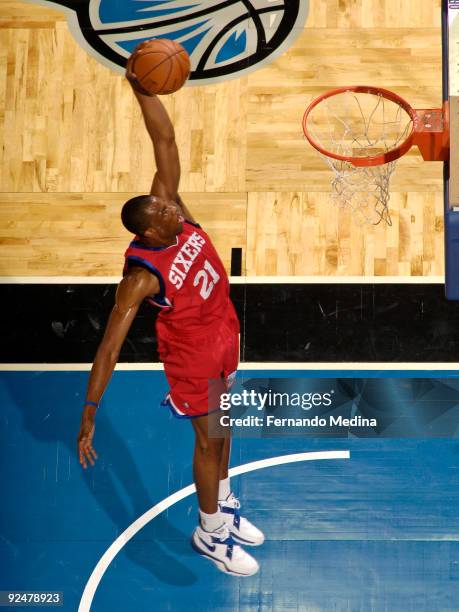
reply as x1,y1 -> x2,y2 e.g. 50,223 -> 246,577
77,413 -> 98,469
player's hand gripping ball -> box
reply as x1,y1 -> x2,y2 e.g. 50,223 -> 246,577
126,39 -> 190,95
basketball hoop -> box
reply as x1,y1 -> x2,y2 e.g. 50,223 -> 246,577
302,86 -> 450,226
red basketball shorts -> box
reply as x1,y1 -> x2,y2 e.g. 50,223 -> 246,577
157,308 -> 239,418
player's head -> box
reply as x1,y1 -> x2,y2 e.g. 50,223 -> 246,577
121,195 -> 183,241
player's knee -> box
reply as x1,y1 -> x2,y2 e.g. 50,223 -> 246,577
195,434 -> 224,458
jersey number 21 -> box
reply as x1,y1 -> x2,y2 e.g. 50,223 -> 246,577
193,260 -> 220,300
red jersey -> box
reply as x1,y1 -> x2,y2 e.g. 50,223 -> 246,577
123,220 -> 238,339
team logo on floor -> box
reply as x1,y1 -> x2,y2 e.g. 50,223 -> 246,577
30,1 -> 309,84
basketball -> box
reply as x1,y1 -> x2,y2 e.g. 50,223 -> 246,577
130,39 -> 190,95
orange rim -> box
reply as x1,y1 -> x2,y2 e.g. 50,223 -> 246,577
302,85 -> 417,167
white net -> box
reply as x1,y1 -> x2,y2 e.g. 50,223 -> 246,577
306,90 -> 413,226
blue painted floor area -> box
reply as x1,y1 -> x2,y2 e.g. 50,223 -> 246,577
0,371 -> 458,611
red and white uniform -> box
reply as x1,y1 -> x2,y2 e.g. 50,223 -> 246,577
123,220 -> 239,417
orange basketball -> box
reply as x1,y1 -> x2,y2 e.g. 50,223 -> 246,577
131,39 -> 190,95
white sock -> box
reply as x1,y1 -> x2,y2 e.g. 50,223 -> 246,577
199,509 -> 224,532
218,477 -> 231,501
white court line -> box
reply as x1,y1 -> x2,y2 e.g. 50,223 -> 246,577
0,276 -> 123,284
230,276 -> 445,284
0,276 -> 445,284
1,363 -> 458,371
77,450 -> 350,612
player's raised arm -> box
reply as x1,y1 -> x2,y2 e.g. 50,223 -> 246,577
125,44 -> 196,223
134,90 -> 181,201
77,269 -> 159,468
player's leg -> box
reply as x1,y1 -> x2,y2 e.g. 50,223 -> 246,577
219,434 -> 230,478
190,410 -> 259,576
191,411 -> 225,516
216,428 -> 265,547
216,318 -> 265,547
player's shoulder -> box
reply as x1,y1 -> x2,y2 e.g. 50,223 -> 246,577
119,266 -> 159,301
178,219 -> 210,244
183,219 -> 202,232
182,219 -> 213,243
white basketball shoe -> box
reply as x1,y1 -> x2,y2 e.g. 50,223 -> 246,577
219,493 -> 265,546
191,523 -> 259,577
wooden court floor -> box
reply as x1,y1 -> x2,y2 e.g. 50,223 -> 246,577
0,1 -> 445,277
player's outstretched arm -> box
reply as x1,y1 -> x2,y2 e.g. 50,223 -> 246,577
77,269 -> 159,469
126,50 -> 196,223
135,90 -> 181,201
126,52 -> 180,201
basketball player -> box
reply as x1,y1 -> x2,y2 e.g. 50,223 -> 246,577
77,43 -> 263,577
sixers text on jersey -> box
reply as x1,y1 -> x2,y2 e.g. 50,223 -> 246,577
169,230 -> 206,290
